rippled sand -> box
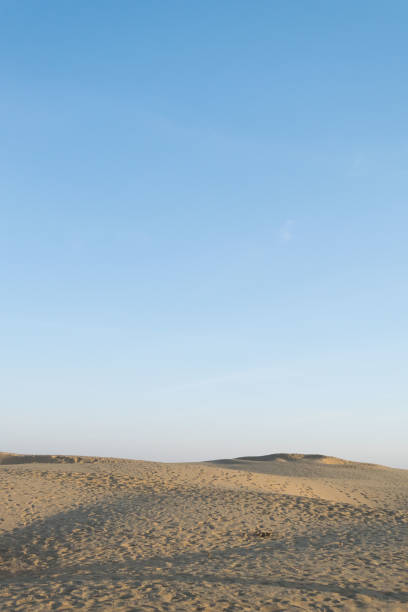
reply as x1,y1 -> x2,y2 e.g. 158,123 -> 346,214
1,452 -> 407,610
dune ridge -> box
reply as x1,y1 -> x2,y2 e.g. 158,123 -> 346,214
0,453 -> 100,465
237,452 -> 346,462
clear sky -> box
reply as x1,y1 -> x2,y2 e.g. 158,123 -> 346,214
1,1 -> 407,468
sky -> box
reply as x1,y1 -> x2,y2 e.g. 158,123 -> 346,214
1,1 -> 407,468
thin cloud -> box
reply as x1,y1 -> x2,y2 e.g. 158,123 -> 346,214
279,219 -> 294,243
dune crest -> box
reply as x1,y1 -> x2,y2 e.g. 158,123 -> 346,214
0,453 -> 98,465
236,452 -> 351,464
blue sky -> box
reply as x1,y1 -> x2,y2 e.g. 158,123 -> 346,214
1,2 -> 407,467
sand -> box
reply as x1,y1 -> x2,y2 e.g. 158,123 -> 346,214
1,452 -> 407,611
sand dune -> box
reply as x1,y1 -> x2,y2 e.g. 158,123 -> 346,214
1,452 -> 407,610
0,453 -> 100,465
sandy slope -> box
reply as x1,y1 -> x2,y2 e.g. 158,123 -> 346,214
0,452 -> 407,611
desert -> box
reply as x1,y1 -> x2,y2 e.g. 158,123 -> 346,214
1,452 -> 407,611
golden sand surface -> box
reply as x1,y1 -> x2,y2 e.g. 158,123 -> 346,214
1,452 -> 407,611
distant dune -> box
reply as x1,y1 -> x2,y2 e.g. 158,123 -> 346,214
237,452 -> 348,462
1,451 -> 407,610
0,453 -> 100,465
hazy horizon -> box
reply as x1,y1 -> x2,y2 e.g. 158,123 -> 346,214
2,2 -> 407,469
